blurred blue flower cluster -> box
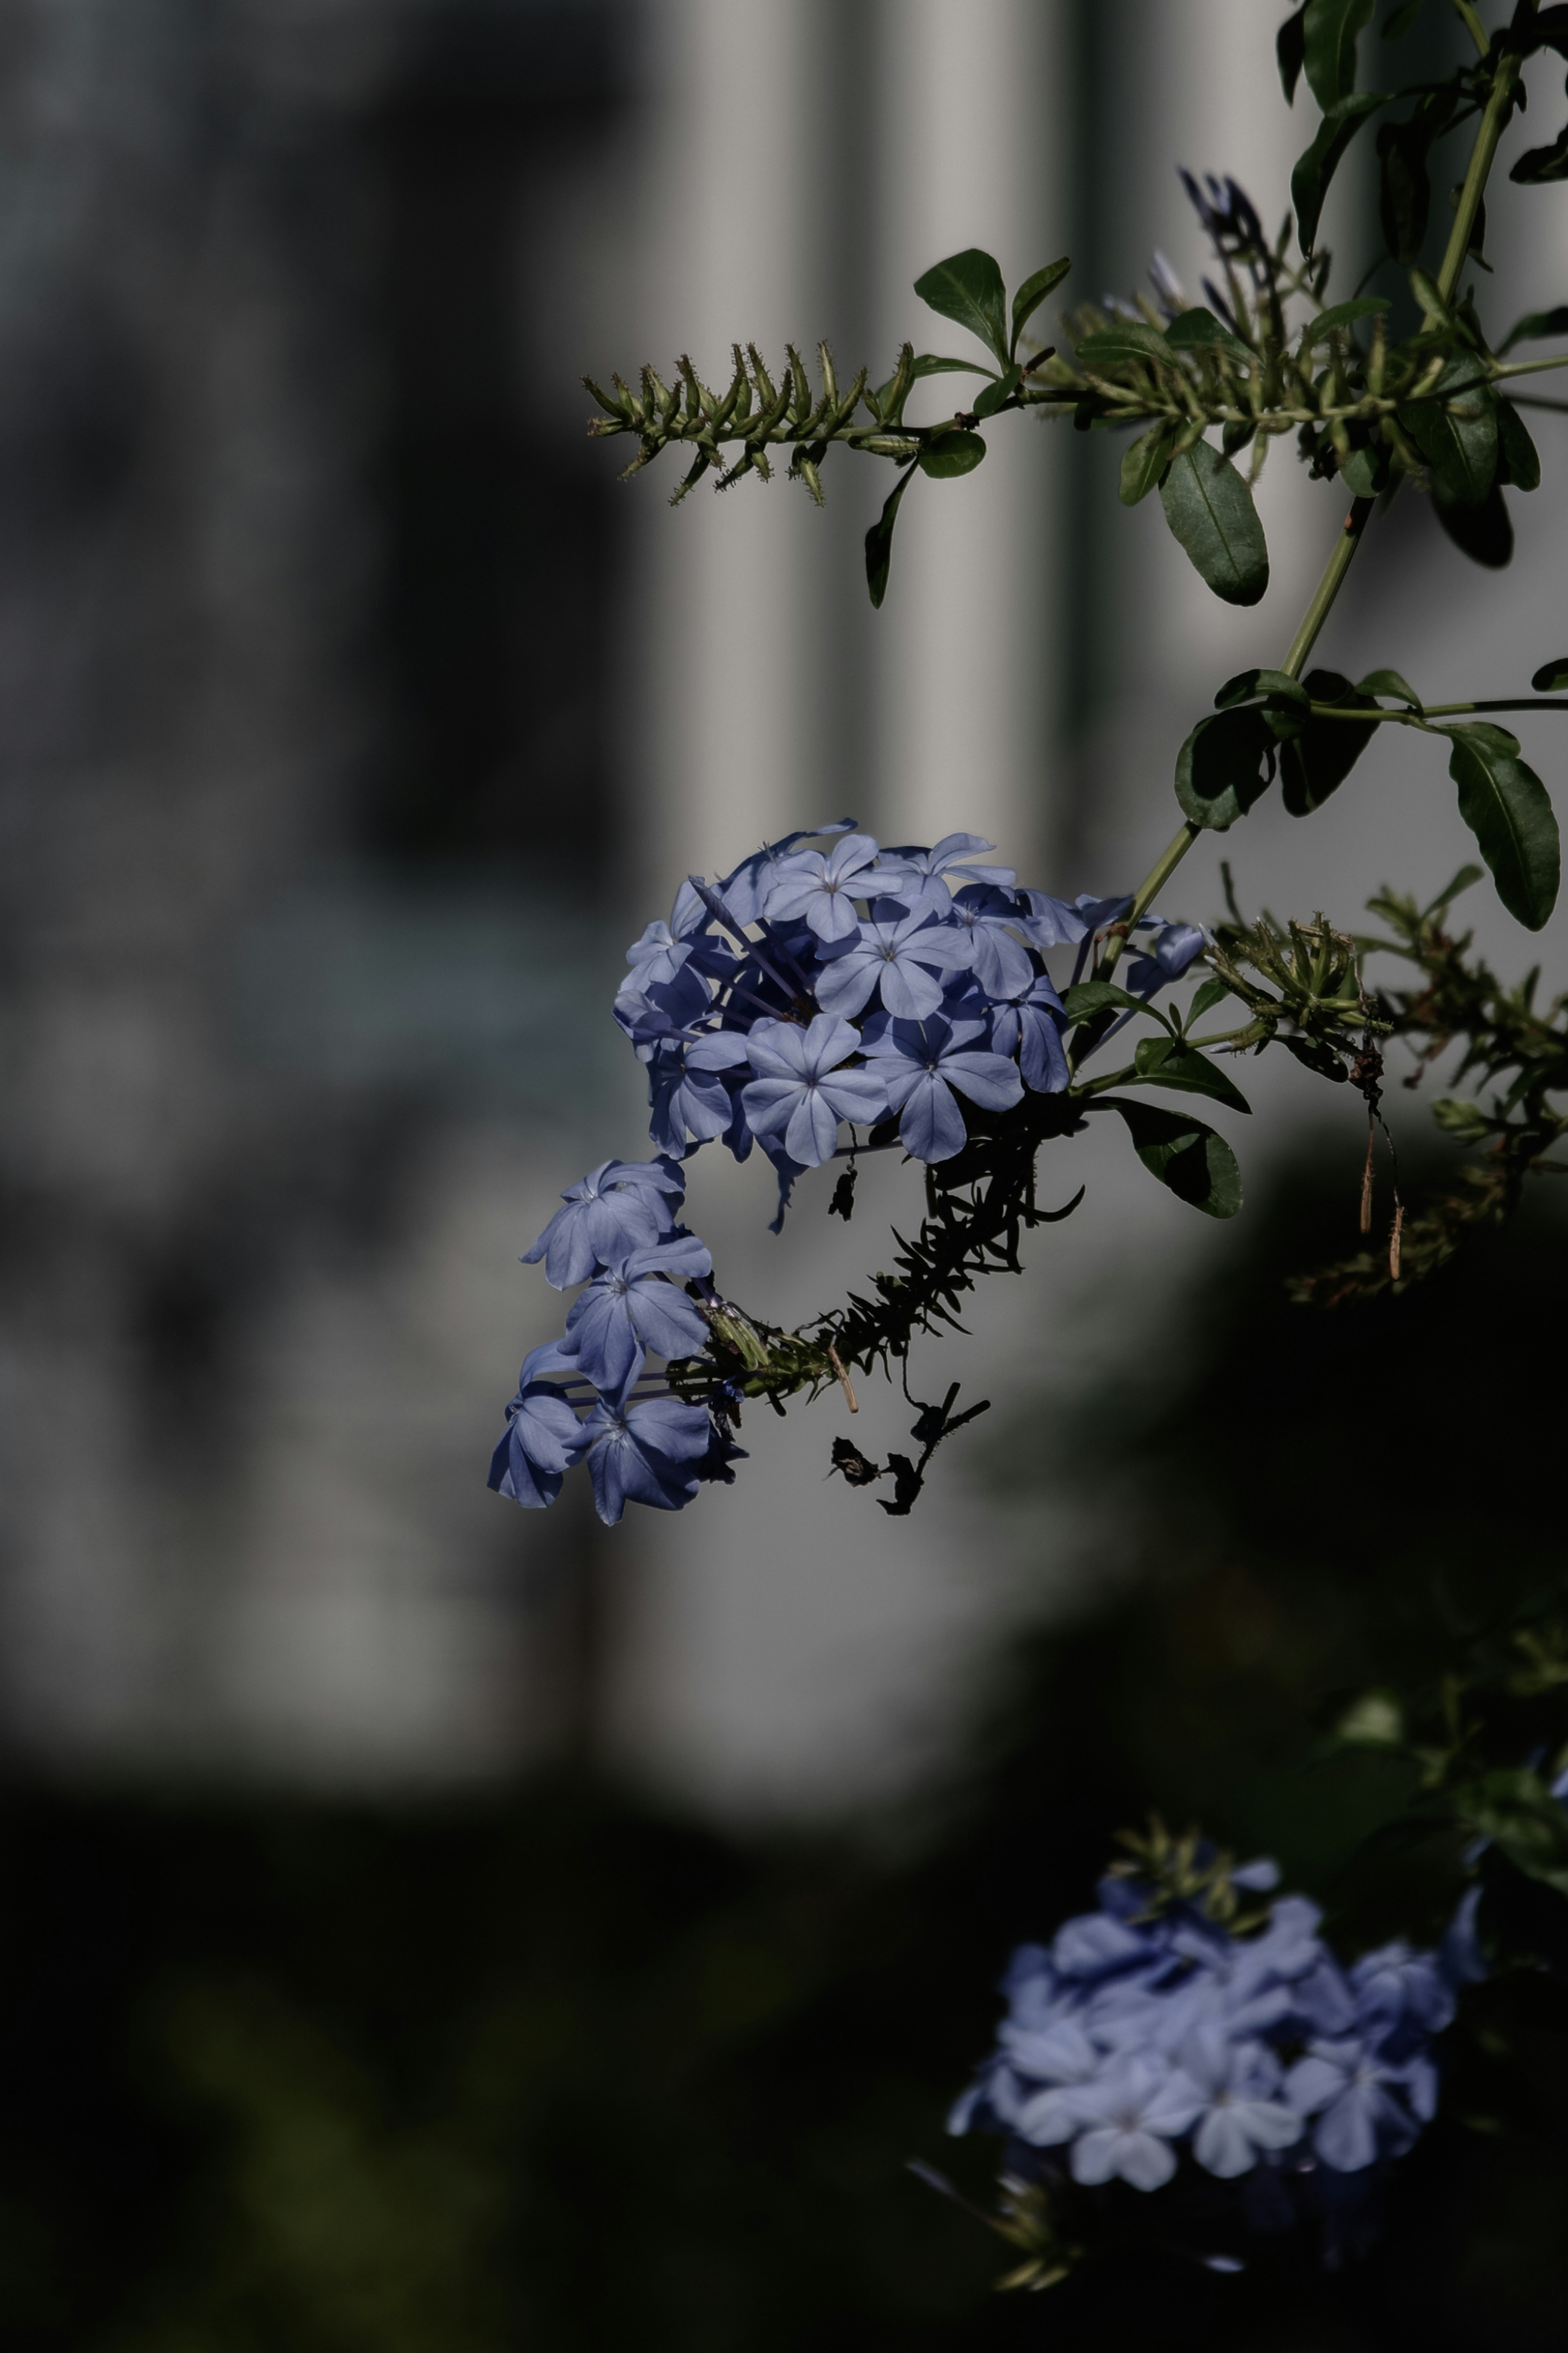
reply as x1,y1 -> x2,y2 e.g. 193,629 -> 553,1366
950,1851 -> 1482,2224
491,822 -> 1204,1525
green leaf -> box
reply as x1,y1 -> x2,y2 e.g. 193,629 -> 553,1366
913,249 -> 1009,366
1398,357 -> 1498,505
1061,981 -> 1149,1021
1445,721 -> 1560,929
917,430 -> 986,480
1185,976 -> 1233,1024
1174,707 -> 1277,832
1010,257 -> 1070,356
1075,323 -> 1175,368
1281,669 -> 1378,815
1532,658 -> 1568,690
1134,1034 -> 1252,1114
1304,297 -> 1390,344
1215,668 -> 1310,714
864,462 -> 916,609
1165,306 -> 1253,364
1278,4 -> 1307,100
1382,0 -> 1427,35
1356,667 -> 1421,709
1497,399 -> 1541,492
1433,484 -> 1513,568
1303,0 -> 1373,108
973,364 -> 1022,419
1119,420 -> 1177,506
1106,1100 -> 1243,1219
1498,306 -> 1568,355
1280,1031 -> 1349,1081
1293,91 -> 1387,255
1421,863 -> 1483,917
873,352 -> 998,425
1337,438 -> 1392,497
1511,117 -> 1568,186
1158,441 -> 1270,607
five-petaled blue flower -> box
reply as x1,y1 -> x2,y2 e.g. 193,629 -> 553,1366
813,902 -> 973,1022
861,1013 -> 1024,1162
740,1015 -> 889,1166
521,1157 -> 686,1288
561,1233 -> 714,1388
763,833 -> 881,942
580,1378 -> 713,1524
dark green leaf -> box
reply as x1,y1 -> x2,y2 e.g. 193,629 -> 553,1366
1134,1034 -> 1252,1113
1446,721 -> 1560,929
1215,668 -> 1309,713
1119,420 -> 1177,506
917,430 -> 986,480
1434,484 -> 1513,567
1381,0 -> 1427,35
973,365 -> 1022,420
1281,1031 -> 1349,1080
1075,322 -> 1175,368
913,249 -> 1009,365
1293,91 -> 1387,255
1496,399 -> 1541,491
1377,115 -> 1431,264
1166,306 -> 1254,364
1281,668 -> 1379,815
1511,103 -> 1568,186
1106,1100 -> 1244,1219
1532,658 -> 1568,690
1174,707 -> 1278,832
1356,667 -> 1421,709
1338,437 -> 1392,496
1398,357 -> 1497,504
1186,976 -> 1233,1023
1158,441 -> 1270,606
864,463 -> 916,609
1278,5 -> 1307,100
1010,257 -> 1070,356
1303,0 -> 1374,109
1305,297 -> 1390,344
872,353 -> 997,424
1498,306 -> 1568,355
1061,981 -> 1148,1021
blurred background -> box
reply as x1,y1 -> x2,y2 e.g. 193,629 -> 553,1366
2,0 -> 1568,2344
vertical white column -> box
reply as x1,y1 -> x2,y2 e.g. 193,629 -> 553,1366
634,0 -> 829,892
873,0 -> 1066,872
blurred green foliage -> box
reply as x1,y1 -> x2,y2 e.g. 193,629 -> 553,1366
2,1149 -> 1567,2352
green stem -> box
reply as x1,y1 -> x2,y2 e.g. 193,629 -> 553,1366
1094,25 -> 1529,987
1306,697 -> 1568,724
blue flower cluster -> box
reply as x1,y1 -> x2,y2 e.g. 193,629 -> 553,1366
490,823 -> 1205,1526
615,821 -> 1202,1207
950,1858 -> 1482,2208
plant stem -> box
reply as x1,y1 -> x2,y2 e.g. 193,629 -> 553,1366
1095,23 -> 1530,985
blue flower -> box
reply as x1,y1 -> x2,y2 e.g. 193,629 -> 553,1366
945,885 -> 1037,998
1126,918 -> 1208,997
713,821 -> 858,926
521,1158 -> 686,1289
739,1015 -> 889,1166
561,1234 -> 714,1388
762,833 -> 881,942
1059,2053 -> 1205,2191
813,903 -> 971,1021
580,1378 -> 713,1524
1177,2024 -> 1303,2179
861,1014 -> 1024,1162
487,1351 -> 589,1509
874,832 -> 1016,914
986,967 -> 1070,1093
1350,1942 -> 1456,2047
1284,2037 -> 1434,2172
647,1030 -> 751,1152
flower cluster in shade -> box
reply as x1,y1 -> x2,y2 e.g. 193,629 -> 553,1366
489,822 -> 1204,1528
949,1856 -> 1485,2212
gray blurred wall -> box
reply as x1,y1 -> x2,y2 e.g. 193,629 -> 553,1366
0,0 -> 1563,1808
